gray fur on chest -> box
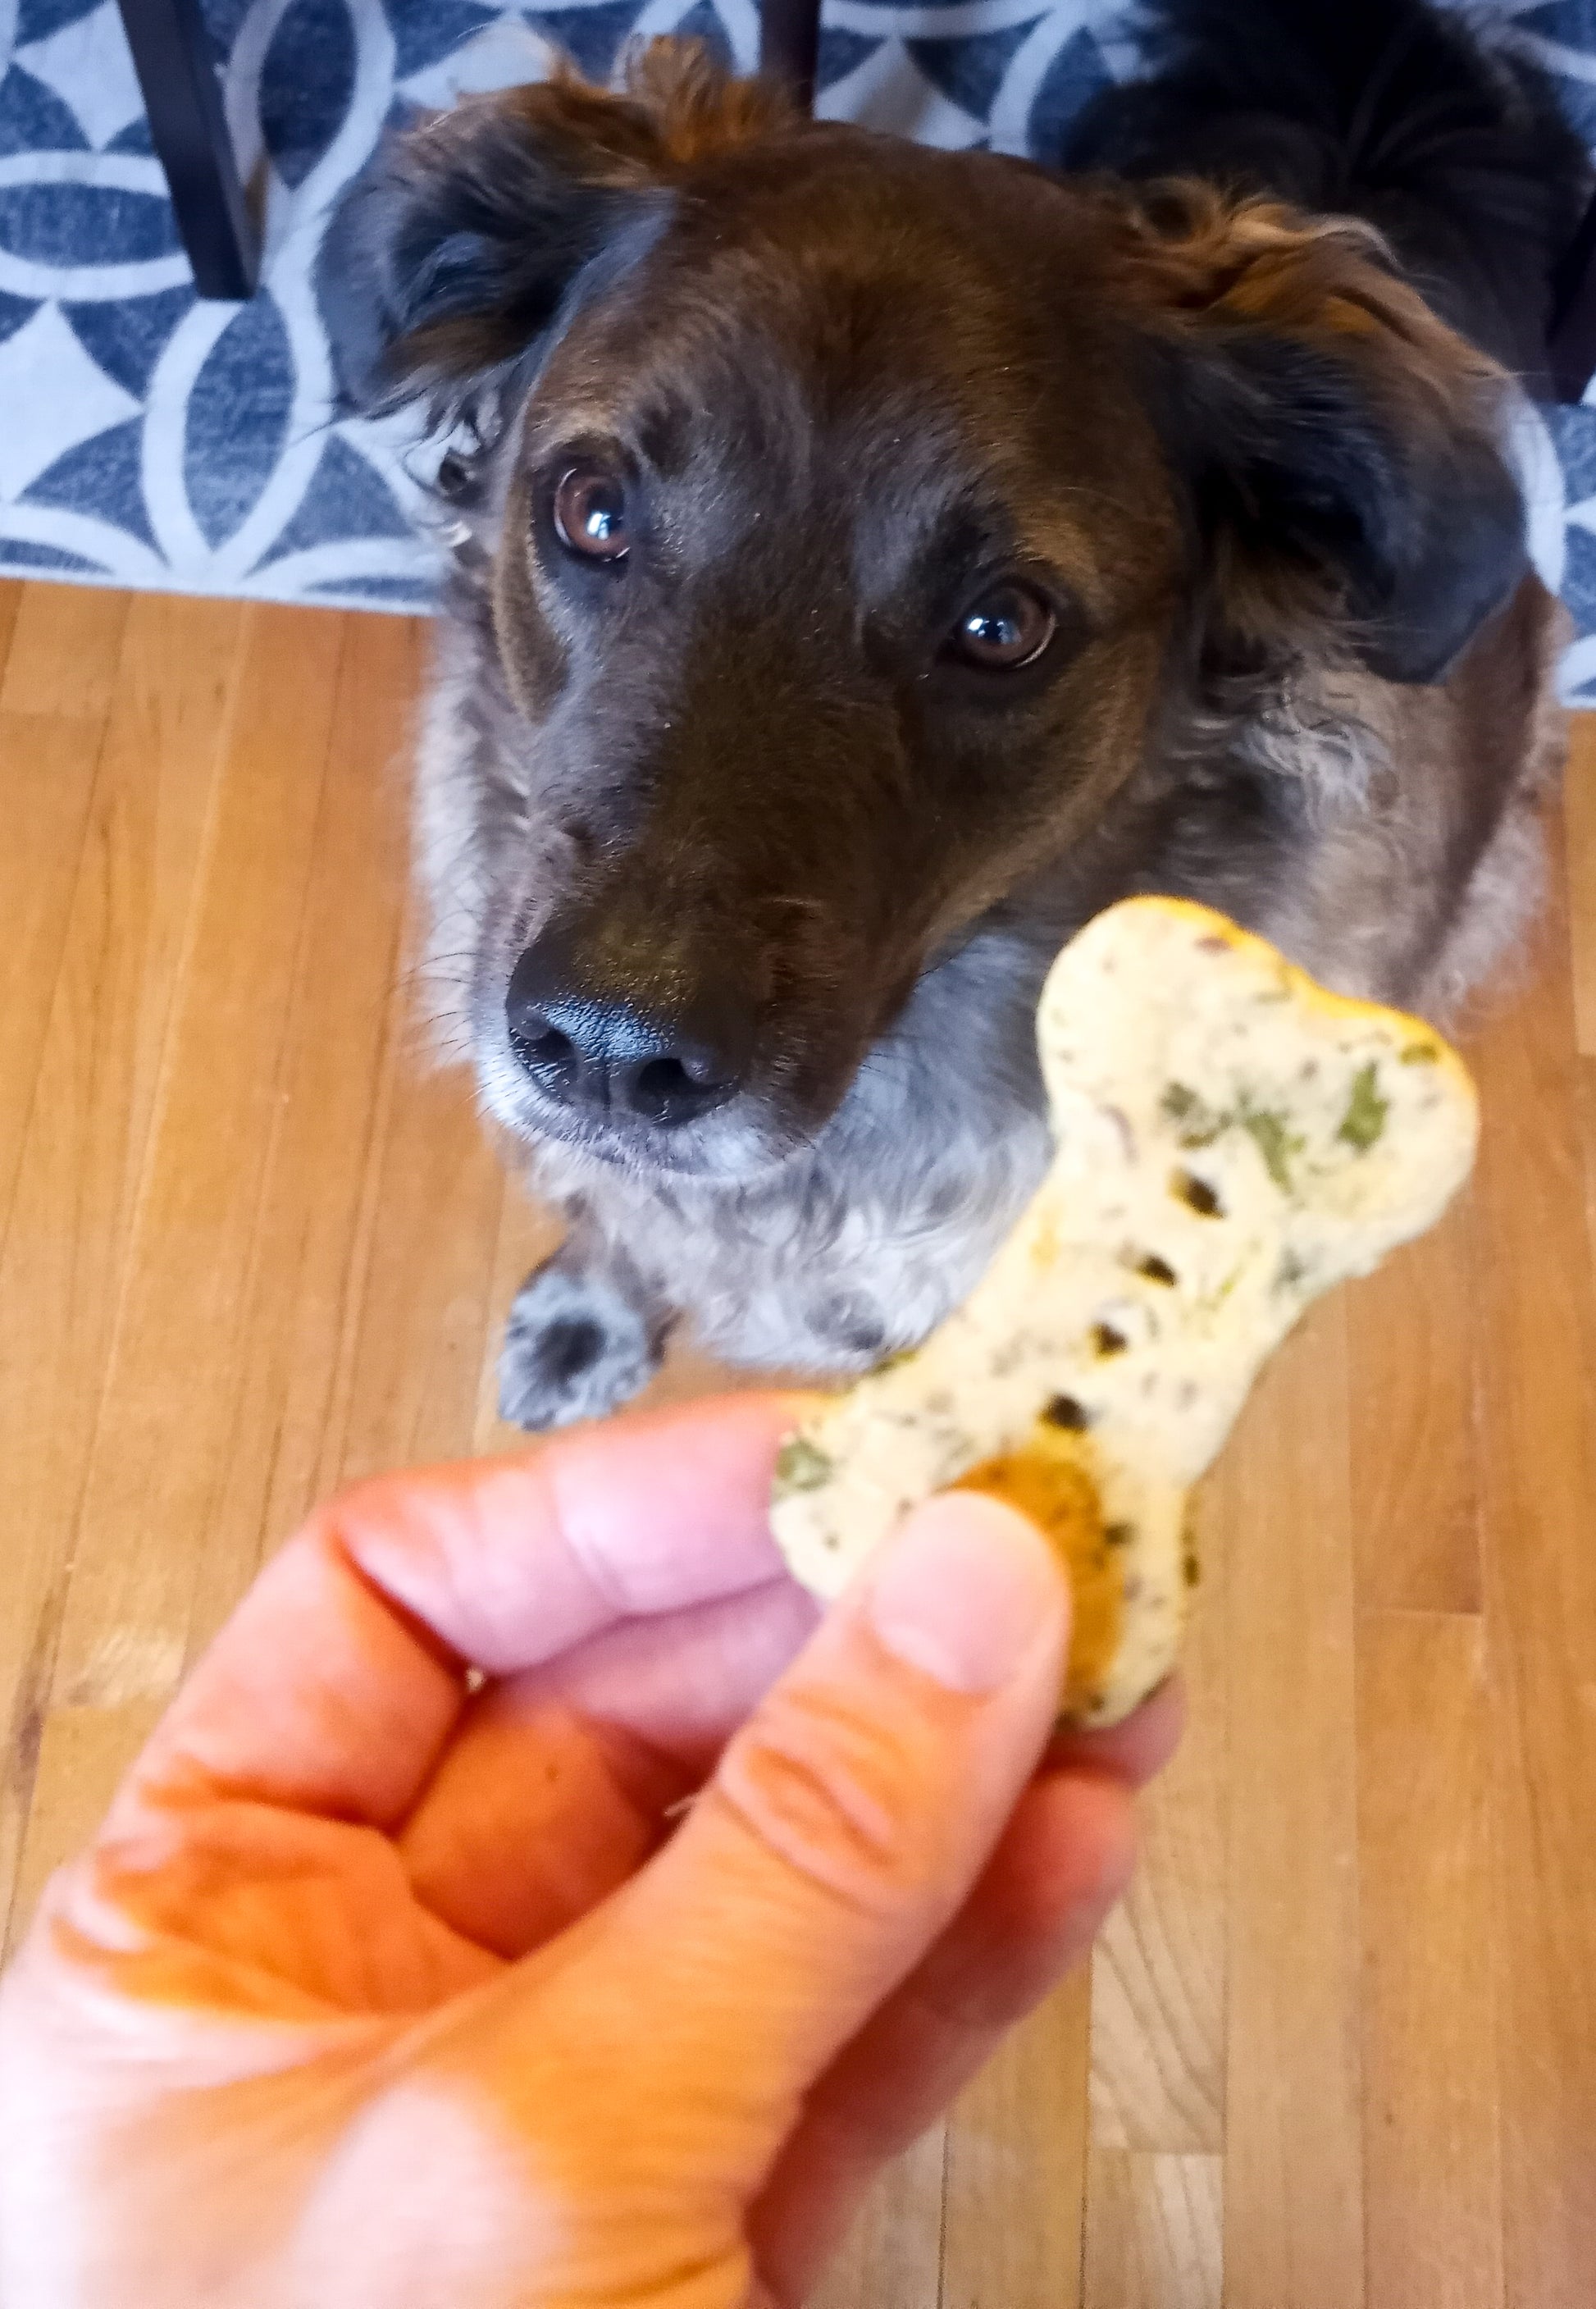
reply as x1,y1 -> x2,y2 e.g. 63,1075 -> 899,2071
522,941 -> 1057,1375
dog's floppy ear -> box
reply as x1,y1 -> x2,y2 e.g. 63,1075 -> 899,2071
1115,188 -> 1526,684
321,42 -> 792,429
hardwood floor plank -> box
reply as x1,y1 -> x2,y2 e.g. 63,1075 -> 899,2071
1576,1057 -> 1596,1321
0,578 -> 22,688
0,716 -> 114,1247
323,1041 -> 505,1486
32,606 -> 345,1727
1357,1609 -> 1502,2309
1090,1484 -> 1226,2156
941,1969 -> 1092,2309
182,614 -> 422,1655
1470,840 -> 1596,2302
1081,2150 -> 1223,2309
1217,1301 -> 1366,2309
1347,1192 -> 1481,1613
0,596 -> 240,1944
1562,714 -> 1596,1057
0,582 -> 129,720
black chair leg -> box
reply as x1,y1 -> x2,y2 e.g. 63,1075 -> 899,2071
116,0 -> 260,300
1551,189 -> 1596,405
759,0 -> 823,112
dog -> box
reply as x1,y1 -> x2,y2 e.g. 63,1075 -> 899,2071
322,0 -> 1587,1429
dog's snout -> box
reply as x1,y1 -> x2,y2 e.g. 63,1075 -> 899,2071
506,936 -> 752,1127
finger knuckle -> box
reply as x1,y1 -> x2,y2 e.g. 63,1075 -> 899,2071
713,1682 -> 937,1917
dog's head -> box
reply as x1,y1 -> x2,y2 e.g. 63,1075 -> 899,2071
326,43 -> 1525,1181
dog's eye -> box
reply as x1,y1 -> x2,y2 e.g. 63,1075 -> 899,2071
949,582 -> 1055,671
553,467 -> 631,562
436,449 -> 472,501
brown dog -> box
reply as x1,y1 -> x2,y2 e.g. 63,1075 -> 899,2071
322,0 -> 1585,1425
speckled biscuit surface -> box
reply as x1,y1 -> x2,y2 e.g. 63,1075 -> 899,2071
769,897 -> 1479,1725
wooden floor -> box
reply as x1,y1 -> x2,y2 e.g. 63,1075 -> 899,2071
2,579 -> 1595,2306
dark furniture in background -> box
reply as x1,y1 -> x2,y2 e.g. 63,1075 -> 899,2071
111,0 -> 823,304
757,0 -> 821,108
116,0 -> 259,299
1552,200 -> 1596,404
113,0 -> 1596,403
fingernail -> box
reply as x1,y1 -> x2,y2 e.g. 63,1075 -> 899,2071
866,1493 -> 1065,1695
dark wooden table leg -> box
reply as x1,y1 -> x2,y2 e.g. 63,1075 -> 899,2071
1548,184 -> 1596,404
759,0 -> 823,112
116,0 -> 260,299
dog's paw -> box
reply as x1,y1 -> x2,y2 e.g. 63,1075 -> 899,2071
498,1257 -> 666,1431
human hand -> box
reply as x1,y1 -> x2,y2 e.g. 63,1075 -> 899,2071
0,1394 -> 1179,2308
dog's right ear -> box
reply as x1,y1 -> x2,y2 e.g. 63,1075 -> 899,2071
320,43 -> 792,429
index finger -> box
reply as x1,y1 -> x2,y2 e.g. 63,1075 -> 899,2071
113,1393 -> 805,1837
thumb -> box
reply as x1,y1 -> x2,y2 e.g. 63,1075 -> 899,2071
476,1490 -> 1069,2193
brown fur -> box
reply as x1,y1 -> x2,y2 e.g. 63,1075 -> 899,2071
496,43 -> 797,181
321,41 -> 1569,1425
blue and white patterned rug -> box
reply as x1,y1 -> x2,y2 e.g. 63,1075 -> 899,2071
4,0 -> 1596,691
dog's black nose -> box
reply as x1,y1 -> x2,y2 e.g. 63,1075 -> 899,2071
506,937 -> 751,1127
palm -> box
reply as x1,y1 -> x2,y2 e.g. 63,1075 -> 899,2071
122,1574 -> 818,2017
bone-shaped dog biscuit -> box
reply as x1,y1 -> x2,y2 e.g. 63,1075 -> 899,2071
769,897 -> 1478,1725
